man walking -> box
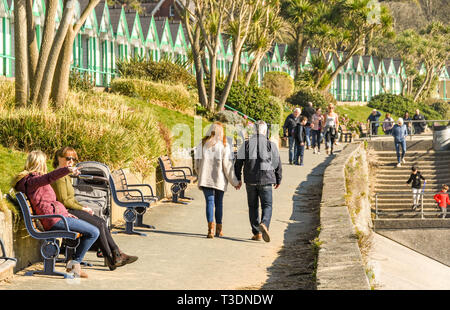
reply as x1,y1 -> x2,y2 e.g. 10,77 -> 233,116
301,102 -> 316,149
235,121 -> 282,242
283,107 -> 301,164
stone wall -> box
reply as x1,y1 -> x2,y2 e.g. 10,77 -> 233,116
316,142 -> 371,290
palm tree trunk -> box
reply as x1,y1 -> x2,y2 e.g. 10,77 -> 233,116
14,0 -> 28,106
26,0 -> 38,89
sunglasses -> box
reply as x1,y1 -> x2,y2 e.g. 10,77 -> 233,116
65,157 -> 77,162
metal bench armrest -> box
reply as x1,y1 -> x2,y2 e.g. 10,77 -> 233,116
165,169 -> 187,178
31,214 -> 70,231
127,184 -> 155,197
171,166 -> 193,176
116,189 -> 145,201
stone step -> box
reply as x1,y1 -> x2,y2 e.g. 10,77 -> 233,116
376,170 -> 448,176
375,178 -> 450,183
373,218 -> 450,229
376,163 -> 450,169
374,150 -> 450,157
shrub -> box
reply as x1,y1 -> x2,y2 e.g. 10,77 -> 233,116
216,81 -> 282,125
286,87 -> 336,111
69,68 -> 95,92
0,79 -> 15,110
110,78 -> 196,114
214,110 -> 246,126
116,57 -> 196,88
368,94 -> 445,120
262,71 -> 295,99
0,87 -> 166,178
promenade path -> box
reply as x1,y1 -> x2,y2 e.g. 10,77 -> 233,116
0,146 -> 341,290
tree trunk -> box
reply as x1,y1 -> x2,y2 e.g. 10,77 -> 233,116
30,0 -> 58,104
244,53 -> 262,86
14,0 -> 28,106
37,0 -> 76,109
51,28 -> 75,107
26,0 -> 38,89
413,66 -> 432,102
217,48 -> 241,111
207,52 -> 218,112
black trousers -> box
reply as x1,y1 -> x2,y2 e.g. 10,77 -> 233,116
69,209 -> 119,259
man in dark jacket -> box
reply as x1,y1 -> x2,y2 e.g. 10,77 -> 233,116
412,109 -> 426,134
301,102 -> 316,149
283,107 -> 301,164
367,109 -> 381,136
294,116 -> 308,166
235,121 -> 282,243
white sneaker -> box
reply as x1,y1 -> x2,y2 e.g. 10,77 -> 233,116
317,151 -> 321,155
396,163 -> 401,167
402,158 -> 406,164
313,147 -> 317,154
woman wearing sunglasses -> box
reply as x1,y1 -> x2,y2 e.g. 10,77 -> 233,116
51,147 -> 138,271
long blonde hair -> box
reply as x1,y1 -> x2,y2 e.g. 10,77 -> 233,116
201,122 -> 227,148
12,150 -> 48,186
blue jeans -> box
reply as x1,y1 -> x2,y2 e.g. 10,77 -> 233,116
201,187 -> 225,224
395,140 -> 406,163
305,126 -> 311,147
50,217 -> 100,263
245,184 -> 273,236
311,130 -> 322,150
294,144 -> 305,165
288,136 -> 297,164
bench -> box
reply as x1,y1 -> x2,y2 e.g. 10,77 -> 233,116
113,168 -> 158,229
0,237 -> 16,280
339,125 -> 353,143
158,155 -> 196,204
359,123 -> 369,137
10,192 -> 80,279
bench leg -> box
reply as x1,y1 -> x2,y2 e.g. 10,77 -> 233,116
179,185 -> 193,201
113,221 -> 147,237
26,258 -> 74,279
135,213 -> 156,229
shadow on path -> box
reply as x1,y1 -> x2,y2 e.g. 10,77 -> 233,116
261,152 -> 337,290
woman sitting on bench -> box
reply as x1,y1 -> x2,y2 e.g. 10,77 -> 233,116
13,150 -> 99,278
51,147 -> 138,271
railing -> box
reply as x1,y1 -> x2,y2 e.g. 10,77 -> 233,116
368,119 -> 450,140
374,191 -> 448,219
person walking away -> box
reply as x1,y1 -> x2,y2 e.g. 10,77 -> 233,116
434,184 -> 449,219
323,104 -> 339,155
301,102 -> 316,150
293,116 -> 308,166
194,122 -> 240,238
367,109 -> 382,136
406,166 -> 426,211
283,107 -> 301,164
51,147 -> 138,270
403,112 -> 412,135
382,113 -> 395,135
311,108 -> 324,154
391,118 -> 408,167
13,150 -> 100,278
234,121 -> 282,242
412,109 -> 426,134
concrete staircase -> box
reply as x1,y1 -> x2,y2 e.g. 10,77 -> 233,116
372,149 -> 450,229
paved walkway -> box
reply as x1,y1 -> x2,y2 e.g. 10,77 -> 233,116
0,146 -> 341,290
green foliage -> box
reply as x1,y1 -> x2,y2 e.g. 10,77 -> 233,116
286,87 -> 336,111
110,78 -> 197,114
116,57 -> 196,88
69,68 -> 95,92
368,93 -> 445,120
216,81 -> 282,125
0,86 -> 166,178
262,71 -> 295,99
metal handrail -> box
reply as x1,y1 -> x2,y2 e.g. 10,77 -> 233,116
368,119 -> 450,140
374,191 -> 449,219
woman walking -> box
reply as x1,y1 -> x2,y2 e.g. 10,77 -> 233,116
323,104 -> 339,155
51,147 -> 138,270
13,150 -> 100,278
311,108 -> 324,154
194,122 -> 240,238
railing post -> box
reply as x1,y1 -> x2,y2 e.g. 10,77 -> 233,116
375,193 -> 378,219
421,193 -> 424,219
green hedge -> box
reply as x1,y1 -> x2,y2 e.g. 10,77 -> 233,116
286,87 -> 336,111
262,71 -> 295,100
216,81 -> 282,125
110,78 -> 197,114
368,94 -> 445,120
116,57 -> 196,88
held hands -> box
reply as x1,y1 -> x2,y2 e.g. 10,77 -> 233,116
235,181 -> 242,190
274,184 -> 280,189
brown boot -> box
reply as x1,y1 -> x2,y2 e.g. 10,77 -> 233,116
215,223 -> 223,237
207,222 -> 214,238
118,250 -> 138,265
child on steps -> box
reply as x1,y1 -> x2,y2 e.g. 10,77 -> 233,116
406,166 -> 426,211
434,184 -> 449,219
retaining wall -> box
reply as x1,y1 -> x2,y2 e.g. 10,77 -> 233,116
316,142 -> 371,290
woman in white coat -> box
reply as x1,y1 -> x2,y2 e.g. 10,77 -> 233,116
194,122 -> 240,238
